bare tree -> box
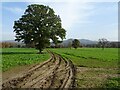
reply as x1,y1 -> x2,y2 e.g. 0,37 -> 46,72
98,38 -> 108,50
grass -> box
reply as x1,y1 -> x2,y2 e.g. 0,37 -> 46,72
49,48 -> 118,68
49,48 -> 119,88
1,48 -> 119,88
104,77 -> 120,88
1,48 -> 50,72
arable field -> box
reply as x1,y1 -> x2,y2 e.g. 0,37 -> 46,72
50,48 -> 119,88
1,48 -> 50,72
50,48 -> 118,68
1,48 -> 119,88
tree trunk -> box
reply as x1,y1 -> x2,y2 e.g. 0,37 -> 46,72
38,49 -> 42,54
101,45 -> 104,50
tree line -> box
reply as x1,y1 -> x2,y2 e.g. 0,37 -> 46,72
1,39 -> 119,49
0,42 -> 25,48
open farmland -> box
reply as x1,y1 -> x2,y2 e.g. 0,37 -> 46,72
50,48 -> 118,68
1,48 -> 119,88
1,48 -> 50,72
2,51 -> 75,89
50,48 -> 119,88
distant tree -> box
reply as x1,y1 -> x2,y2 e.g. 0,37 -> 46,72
1,42 -> 17,48
13,4 -> 66,53
110,42 -> 119,48
2,42 -> 11,48
72,39 -> 80,49
98,38 -> 108,50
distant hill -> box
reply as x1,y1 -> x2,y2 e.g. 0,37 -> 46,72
79,39 -> 98,45
61,39 -> 98,47
2,39 -> 98,45
61,39 -> 73,47
2,39 -> 119,48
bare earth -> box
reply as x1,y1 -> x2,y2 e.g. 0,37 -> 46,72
2,52 -> 75,89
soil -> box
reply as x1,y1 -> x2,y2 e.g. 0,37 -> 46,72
2,51 -> 75,89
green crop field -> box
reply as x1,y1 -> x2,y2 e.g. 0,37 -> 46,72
1,48 -> 119,88
49,48 -> 118,68
49,48 -> 119,88
1,48 -> 50,72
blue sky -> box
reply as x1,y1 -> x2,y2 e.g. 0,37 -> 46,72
1,1 -> 118,41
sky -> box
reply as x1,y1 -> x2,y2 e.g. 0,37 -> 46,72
1,0 -> 119,41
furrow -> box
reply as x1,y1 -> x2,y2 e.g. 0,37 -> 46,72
2,51 -> 76,89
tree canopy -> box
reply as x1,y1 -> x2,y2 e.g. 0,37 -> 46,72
72,39 -> 80,49
13,4 -> 66,53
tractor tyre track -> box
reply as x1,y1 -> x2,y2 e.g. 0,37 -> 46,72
2,51 -> 76,89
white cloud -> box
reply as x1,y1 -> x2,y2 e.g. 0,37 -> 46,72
27,2 -> 94,30
1,1 -> 118,41
59,2 -> 94,29
4,7 -> 24,14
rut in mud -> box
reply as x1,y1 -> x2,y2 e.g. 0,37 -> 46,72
2,51 -> 76,89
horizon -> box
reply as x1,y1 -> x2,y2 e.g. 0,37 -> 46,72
1,38 -> 119,42
1,1 -> 118,41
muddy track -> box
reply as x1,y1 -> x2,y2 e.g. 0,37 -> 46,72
2,51 -> 76,89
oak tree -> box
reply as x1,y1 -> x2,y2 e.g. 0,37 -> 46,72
13,4 -> 66,53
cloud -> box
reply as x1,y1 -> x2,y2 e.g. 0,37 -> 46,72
1,1 -> 118,41
59,2 -> 94,29
4,7 -> 24,14
26,2 -> 94,30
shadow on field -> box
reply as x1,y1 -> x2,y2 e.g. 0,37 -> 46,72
2,52 -> 37,54
64,52 -> 99,60
1,51 -> 47,55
